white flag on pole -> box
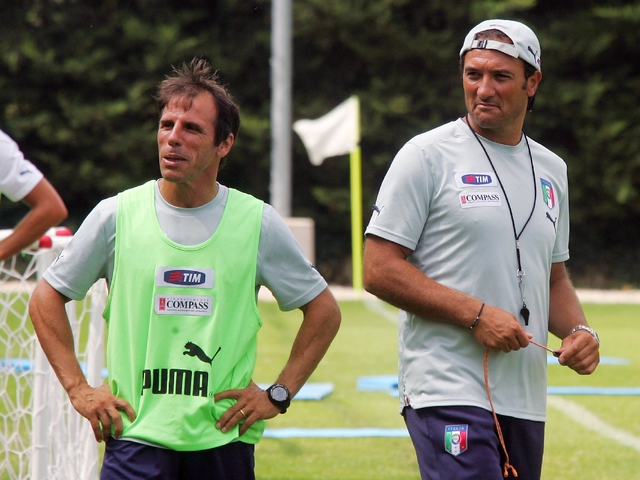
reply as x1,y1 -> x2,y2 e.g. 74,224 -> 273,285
293,96 -> 359,166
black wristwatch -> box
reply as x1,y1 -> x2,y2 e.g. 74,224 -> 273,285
266,383 -> 291,413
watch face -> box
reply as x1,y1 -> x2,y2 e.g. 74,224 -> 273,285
271,386 -> 288,402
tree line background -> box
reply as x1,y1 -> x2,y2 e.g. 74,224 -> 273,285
1,0 -> 639,287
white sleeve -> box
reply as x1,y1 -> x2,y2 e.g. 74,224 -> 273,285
365,141 -> 433,250
256,205 -> 327,311
43,197 -> 117,300
0,130 -> 44,202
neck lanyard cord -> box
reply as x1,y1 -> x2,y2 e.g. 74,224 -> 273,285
465,115 -> 537,262
465,116 -> 537,324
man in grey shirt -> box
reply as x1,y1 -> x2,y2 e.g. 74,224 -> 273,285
364,19 -> 599,480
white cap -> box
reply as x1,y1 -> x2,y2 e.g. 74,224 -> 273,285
459,19 -> 541,72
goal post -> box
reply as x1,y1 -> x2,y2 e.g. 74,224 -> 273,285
0,228 -> 106,480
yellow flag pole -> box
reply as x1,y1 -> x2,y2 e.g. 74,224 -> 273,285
350,96 -> 363,291
350,146 -> 363,291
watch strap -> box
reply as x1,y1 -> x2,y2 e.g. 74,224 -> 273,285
570,325 -> 600,345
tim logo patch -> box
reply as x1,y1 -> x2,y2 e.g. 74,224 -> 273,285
540,178 -> 555,209
455,172 -> 496,188
444,425 -> 468,456
155,267 -> 214,288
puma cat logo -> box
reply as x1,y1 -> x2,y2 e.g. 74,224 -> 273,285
546,212 -> 557,232
528,46 -> 541,67
183,342 -> 221,365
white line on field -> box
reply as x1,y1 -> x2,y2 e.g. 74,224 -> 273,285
363,297 -> 398,325
547,396 -> 640,452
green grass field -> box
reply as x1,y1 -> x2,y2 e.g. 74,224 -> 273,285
2,293 -> 639,479
253,300 -> 640,480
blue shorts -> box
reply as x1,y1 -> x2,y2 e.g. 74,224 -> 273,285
403,406 -> 544,480
100,438 -> 255,480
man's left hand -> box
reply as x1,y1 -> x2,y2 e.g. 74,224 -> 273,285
555,330 -> 600,375
214,380 -> 282,436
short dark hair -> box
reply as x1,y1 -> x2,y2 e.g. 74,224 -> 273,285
155,58 -> 240,147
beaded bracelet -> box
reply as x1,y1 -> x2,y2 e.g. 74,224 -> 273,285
469,302 -> 485,330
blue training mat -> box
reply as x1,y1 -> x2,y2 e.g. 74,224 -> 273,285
0,358 -> 109,378
356,375 -> 397,391
547,386 -> 640,395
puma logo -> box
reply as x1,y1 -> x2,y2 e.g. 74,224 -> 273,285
183,342 -> 221,365
546,212 -> 557,232
528,46 -> 540,66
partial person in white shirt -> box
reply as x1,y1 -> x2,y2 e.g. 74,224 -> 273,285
0,128 -> 67,260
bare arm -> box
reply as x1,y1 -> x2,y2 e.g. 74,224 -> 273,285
548,262 -> 599,374
215,286 -> 341,435
28,279 -> 135,442
0,178 -> 68,260
362,234 -> 531,352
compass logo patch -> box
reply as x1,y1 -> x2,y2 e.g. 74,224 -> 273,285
154,295 -> 212,316
459,192 -> 502,208
444,425 -> 468,456
540,178 -> 555,209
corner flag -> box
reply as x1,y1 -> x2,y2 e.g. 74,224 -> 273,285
293,96 -> 363,291
293,96 -> 359,166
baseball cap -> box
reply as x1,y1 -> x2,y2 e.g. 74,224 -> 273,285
459,19 -> 541,72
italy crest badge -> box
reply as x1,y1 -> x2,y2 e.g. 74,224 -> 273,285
444,425 -> 468,456
541,178 -> 555,209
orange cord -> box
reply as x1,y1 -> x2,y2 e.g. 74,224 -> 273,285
530,340 -> 559,357
483,350 -> 519,478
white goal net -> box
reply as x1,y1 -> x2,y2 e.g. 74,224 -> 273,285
0,228 -> 105,480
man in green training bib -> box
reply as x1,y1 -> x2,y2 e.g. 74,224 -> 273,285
29,58 -> 341,480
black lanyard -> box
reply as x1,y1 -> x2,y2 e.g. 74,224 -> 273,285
465,116 -> 537,325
